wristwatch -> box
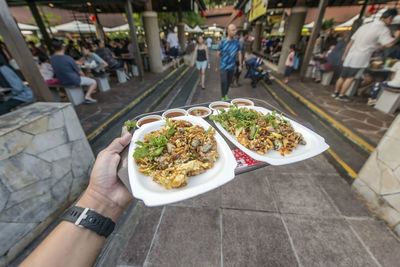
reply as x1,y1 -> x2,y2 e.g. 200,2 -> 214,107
60,206 -> 115,237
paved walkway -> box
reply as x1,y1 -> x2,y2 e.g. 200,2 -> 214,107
92,52 -> 400,267
272,74 -> 398,146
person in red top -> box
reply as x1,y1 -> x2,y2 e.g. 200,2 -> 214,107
283,44 -> 296,84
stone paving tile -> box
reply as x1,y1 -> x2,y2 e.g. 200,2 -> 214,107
221,168 -> 277,212
118,206 -> 163,267
268,173 -> 338,216
349,218 -> 400,267
287,76 -> 397,143
222,209 -> 298,267
75,71 -> 162,134
145,206 -> 220,267
283,214 -> 377,267
310,173 -> 371,217
172,187 -> 220,208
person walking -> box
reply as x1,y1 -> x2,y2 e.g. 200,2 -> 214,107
167,27 -> 179,69
192,36 -> 209,90
283,44 -> 296,84
333,8 -> 400,102
206,36 -> 212,55
233,31 -> 249,87
215,24 -> 242,98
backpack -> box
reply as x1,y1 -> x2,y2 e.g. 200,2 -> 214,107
293,55 -> 299,70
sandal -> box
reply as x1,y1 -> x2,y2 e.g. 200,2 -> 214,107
85,99 -> 98,104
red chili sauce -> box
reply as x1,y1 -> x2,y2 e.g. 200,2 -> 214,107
165,112 -> 185,118
138,117 -> 161,127
233,101 -> 252,106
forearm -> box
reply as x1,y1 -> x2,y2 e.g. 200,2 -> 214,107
21,190 -> 123,267
385,36 -> 400,48
343,40 -> 354,58
216,53 -> 220,68
239,52 -> 243,66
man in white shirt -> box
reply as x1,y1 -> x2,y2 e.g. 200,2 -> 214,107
333,8 -> 400,102
206,37 -> 212,54
167,27 -> 179,69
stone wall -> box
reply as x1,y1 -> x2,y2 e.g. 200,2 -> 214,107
352,114 -> 400,236
0,102 -> 94,266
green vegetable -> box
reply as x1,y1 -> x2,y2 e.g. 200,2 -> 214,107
133,134 -> 168,160
249,123 -> 256,140
124,120 -> 137,131
205,126 -> 212,135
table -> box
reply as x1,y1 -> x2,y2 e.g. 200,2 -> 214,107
117,98 -> 312,193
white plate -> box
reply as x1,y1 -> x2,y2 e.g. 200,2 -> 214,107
128,116 -> 237,206
212,106 -> 329,165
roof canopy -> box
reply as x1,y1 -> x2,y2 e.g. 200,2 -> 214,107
235,0 -> 393,10
6,0 -> 207,13
51,20 -> 112,33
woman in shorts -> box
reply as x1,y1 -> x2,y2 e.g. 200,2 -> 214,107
192,36 -> 209,90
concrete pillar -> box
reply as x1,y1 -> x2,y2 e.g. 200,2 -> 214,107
277,6 -> 307,74
178,22 -> 186,52
142,11 -> 163,73
0,0 -> 54,101
252,21 -> 263,52
300,0 -> 329,79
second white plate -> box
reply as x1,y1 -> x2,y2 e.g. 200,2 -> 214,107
212,106 -> 329,165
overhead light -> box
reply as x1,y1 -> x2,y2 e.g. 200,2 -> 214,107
358,0 -> 365,4
87,2 -> 91,6
162,6 -> 167,10
277,2 -> 283,7
48,3 -> 54,7
96,8 -> 101,12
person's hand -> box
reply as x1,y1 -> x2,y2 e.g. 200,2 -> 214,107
238,65 -> 242,72
215,67 -> 219,72
341,55 -> 346,61
395,30 -> 400,38
79,133 -> 133,221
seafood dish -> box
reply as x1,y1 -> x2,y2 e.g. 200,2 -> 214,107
133,119 -> 219,189
210,105 -> 306,156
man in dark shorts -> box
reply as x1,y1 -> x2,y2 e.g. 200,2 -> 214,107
333,9 -> 400,102
167,27 -> 179,69
232,31 -> 249,87
215,24 -> 242,98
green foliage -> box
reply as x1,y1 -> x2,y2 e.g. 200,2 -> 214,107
29,10 -> 61,27
321,19 -> 336,31
203,0 -> 236,8
158,12 -> 205,31
107,31 -> 130,39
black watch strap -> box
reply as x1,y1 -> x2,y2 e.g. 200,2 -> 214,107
60,206 -> 115,238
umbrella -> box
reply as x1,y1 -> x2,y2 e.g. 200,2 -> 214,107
52,21 -> 112,33
303,21 -> 314,28
193,25 -> 203,33
18,23 -> 39,31
109,24 -> 129,32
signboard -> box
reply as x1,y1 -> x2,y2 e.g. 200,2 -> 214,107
249,0 -> 268,22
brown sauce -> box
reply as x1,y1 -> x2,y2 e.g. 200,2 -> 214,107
138,117 -> 161,127
165,112 -> 185,118
212,104 -> 229,109
189,109 -> 209,116
233,101 -> 252,106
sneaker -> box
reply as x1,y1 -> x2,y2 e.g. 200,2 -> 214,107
336,95 -> 351,102
367,98 -> 377,106
331,92 -> 339,98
